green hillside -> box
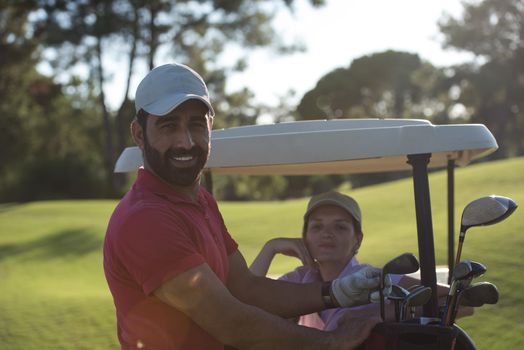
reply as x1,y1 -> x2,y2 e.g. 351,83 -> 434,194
1,157 -> 523,349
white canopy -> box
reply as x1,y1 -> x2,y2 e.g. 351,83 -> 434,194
114,119 -> 498,175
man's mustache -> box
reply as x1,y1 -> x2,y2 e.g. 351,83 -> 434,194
165,146 -> 205,158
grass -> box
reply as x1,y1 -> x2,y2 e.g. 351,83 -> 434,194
1,157 -> 523,349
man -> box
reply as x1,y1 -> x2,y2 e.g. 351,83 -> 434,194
104,63 -> 388,350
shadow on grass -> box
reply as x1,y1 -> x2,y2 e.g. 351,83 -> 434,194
0,228 -> 102,261
0,203 -> 21,215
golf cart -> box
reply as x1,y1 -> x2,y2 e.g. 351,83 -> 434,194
115,118 -> 517,349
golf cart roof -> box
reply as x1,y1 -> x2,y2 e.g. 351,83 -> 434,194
115,119 -> 497,175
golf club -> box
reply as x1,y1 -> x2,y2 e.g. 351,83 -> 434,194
408,284 -> 428,322
455,260 -> 487,292
400,286 -> 432,321
380,253 -> 420,321
405,285 -> 429,319
442,261 -> 472,325
388,284 -> 410,321
460,282 -> 499,306
455,195 -> 517,267
443,260 -> 488,326
468,261 -> 487,278
407,284 -> 424,292
448,282 -> 499,325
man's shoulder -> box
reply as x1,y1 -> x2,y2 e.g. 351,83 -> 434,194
107,189 -> 179,236
116,188 -> 169,216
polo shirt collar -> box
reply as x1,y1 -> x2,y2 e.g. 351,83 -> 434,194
136,167 -> 204,204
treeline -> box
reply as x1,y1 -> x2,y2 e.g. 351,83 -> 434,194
1,0 -> 523,202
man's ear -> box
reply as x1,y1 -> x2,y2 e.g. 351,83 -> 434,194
131,120 -> 145,150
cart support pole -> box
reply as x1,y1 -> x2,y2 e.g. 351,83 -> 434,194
407,153 -> 439,317
447,160 -> 455,284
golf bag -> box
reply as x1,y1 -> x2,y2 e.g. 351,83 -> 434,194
358,321 -> 461,350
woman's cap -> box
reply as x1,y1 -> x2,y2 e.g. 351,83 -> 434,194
304,191 -> 362,226
134,63 -> 215,117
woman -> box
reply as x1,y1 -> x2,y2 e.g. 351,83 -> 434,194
250,191 -> 452,330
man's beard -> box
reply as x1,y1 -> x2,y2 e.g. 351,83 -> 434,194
143,137 -> 208,187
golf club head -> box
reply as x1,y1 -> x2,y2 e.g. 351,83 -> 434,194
406,285 -> 431,301
456,260 -> 487,291
459,282 -> 499,307
450,260 -> 473,288
389,284 -> 410,322
406,286 -> 432,307
388,284 -> 410,300
380,253 -> 419,321
383,253 -> 420,275
468,260 -> 487,278
407,285 -> 426,293
449,282 -> 500,325
460,195 -> 518,232
443,261 -> 473,326
453,261 -> 473,281
401,286 -> 432,321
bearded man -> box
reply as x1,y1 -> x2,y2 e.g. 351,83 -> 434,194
103,63 -> 386,350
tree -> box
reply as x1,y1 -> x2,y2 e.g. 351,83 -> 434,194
296,51 -> 429,120
0,4 -> 39,172
0,3 -> 122,201
292,50 -> 466,193
438,0 -> 524,157
27,0 -> 326,195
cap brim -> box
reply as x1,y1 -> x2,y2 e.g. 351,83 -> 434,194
142,93 -> 215,117
304,199 -> 361,224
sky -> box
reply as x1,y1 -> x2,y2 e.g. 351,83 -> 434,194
225,0 -> 472,109
103,0 -> 474,114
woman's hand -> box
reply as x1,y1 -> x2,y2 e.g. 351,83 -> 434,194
249,237 -> 314,277
268,238 -> 315,267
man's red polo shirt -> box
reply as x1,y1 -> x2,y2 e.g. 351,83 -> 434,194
104,168 -> 238,349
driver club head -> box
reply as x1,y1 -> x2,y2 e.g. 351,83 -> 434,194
455,196 -> 518,266
460,195 -> 518,231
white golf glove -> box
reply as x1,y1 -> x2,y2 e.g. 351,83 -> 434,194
331,266 -> 392,307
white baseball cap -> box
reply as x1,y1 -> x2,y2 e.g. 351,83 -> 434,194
134,63 -> 215,117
